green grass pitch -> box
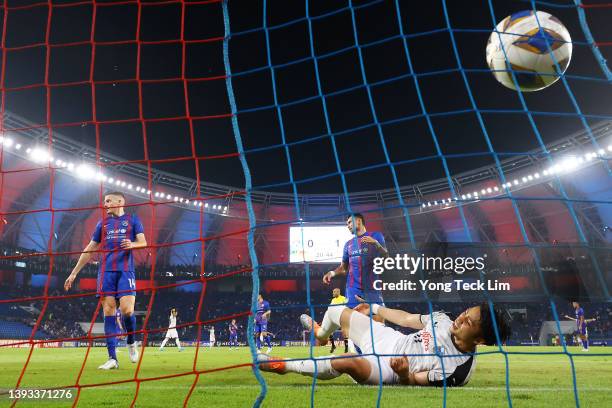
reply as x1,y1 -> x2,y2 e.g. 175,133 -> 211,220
1,345 -> 610,407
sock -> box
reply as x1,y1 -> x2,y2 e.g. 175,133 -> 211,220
344,338 -> 349,352
582,339 -> 589,349
347,339 -> 356,353
123,314 -> 136,345
265,335 -> 272,348
318,306 -> 345,339
104,316 -> 118,360
160,338 -> 168,349
256,334 -> 262,349
285,358 -> 341,380
175,338 -> 181,348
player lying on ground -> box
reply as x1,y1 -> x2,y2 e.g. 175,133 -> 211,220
259,302 -> 510,386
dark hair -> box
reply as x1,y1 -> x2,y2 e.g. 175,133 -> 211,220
104,191 -> 126,200
348,213 -> 365,224
479,302 -> 511,346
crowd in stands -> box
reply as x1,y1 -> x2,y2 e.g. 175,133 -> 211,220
3,241 -> 609,282
1,282 -> 610,345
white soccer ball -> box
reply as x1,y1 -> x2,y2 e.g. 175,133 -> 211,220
486,10 -> 572,92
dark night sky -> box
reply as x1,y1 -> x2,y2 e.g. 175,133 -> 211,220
2,0 -> 612,194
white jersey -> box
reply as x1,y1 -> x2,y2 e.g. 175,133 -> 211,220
394,312 -> 476,386
169,314 -> 177,329
210,327 -> 216,340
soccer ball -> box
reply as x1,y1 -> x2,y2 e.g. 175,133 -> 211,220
486,10 -> 572,92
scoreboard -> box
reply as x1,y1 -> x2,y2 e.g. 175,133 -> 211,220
289,224 -> 354,263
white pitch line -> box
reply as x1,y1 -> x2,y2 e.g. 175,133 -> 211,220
85,385 -> 612,392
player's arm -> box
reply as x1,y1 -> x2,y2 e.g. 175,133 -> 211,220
64,240 -> 100,291
359,233 -> 389,257
365,303 -> 424,330
323,262 -> 348,284
390,357 -> 430,386
121,232 -> 147,250
585,318 -> 596,323
263,303 -> 271,320
564,315 -> 576,321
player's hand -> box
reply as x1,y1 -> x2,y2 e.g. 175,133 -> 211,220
323,271 -> 334,284
64,273 -> 77,291
353,295 -> 368,315
359,236 -> 379,245
354,302 -> 370,316
120,239 -> 133,249
389,356 -> 410,377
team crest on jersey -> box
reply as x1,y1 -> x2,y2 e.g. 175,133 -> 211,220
120,229 -> 127,233
122,221 -> 128,227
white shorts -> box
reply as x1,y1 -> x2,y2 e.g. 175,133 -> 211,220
210,336 -> 215,343
348,311 -> 406,385
165,329 -> 178,339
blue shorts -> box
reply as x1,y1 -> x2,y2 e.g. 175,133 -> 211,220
230,333 -> 238,340
255,322 -> 268,333
345,287 -> 385,308
97,270 -> 136,298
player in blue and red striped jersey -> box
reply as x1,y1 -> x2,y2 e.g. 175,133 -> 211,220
323,214 -> 389,313
229,319 -> 239,349
64,191 -> 147,370
565,301 -> 590,352
255,294 -> 273,354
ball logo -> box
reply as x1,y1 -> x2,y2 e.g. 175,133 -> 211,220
120,229 -> 127,233
122,221 -> 128,227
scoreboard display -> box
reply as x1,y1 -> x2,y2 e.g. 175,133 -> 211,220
289,224 -> 354,263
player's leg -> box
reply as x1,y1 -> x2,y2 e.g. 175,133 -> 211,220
259,354 -> 371,383
255,324 -> 262,350
160,334 -> 169,350
175,335 -> 182,351
119,296 -> 138,362
580,325 -> 589,351
119,295 -> 136,342
303,304 -> 398,357
118,272 -> 139,362
101,294 -> 119,369
118,272 -> 137,344
264,329 -> 272,353
98,271 -> 120,369
301,304 -> 351,343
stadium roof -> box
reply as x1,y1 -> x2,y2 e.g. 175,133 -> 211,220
3,110 -> 611,208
